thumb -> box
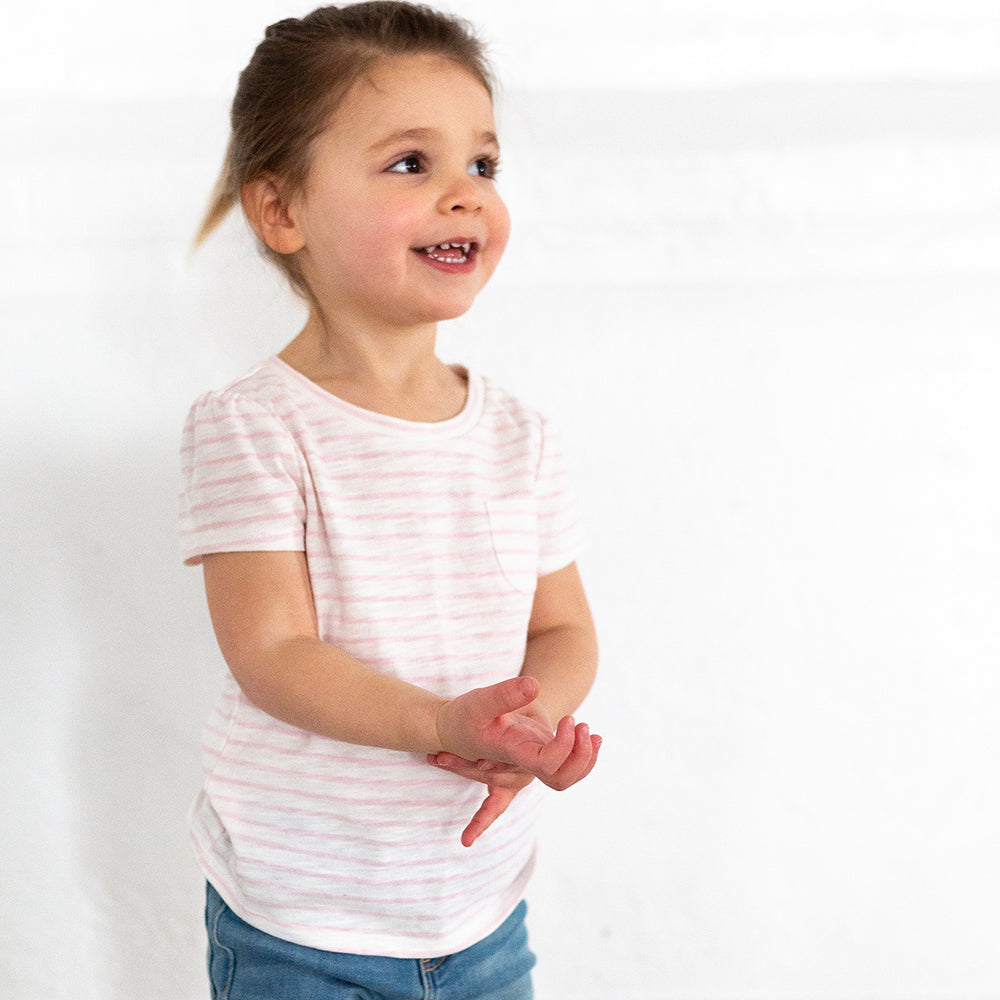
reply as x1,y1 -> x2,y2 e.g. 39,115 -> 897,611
476,676 -> 539,721
436,676 -> 541,758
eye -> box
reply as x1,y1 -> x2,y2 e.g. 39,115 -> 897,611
387,154 -> 424,174
469,156 -> 500,179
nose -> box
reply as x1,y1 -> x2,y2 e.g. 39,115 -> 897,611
439,171 -> 483,214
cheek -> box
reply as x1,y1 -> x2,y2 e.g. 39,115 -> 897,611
333,206 -> 420,281
361,200 -> 427,256
487,199 -> 512,262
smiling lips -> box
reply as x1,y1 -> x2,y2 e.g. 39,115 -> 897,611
416,241 -> 476,265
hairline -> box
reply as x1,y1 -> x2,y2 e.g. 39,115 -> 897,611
282,51 -> 495,191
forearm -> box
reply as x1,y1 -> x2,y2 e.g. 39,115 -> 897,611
520,621 -> 598,724
230,634 -> 446,755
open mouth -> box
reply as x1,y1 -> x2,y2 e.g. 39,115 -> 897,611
415,241 -> 476,265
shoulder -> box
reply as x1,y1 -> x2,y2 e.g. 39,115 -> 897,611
187,358 -> 296,418
476,376 -> 573,458
181,359 -> 313,471
477,375 -> 546,435
183,359 -> 331,448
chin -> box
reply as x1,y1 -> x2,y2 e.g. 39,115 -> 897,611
410,295 -> 480,324
437,301 -> 477,321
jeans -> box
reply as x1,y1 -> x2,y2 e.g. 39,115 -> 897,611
205,883 -> 535,1000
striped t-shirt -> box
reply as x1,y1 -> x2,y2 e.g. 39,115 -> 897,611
179,356 -> 584,957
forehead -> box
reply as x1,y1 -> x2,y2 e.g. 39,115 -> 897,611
329,54 -> 496,143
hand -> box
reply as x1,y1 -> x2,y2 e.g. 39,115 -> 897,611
427,754 -> 536,847
435,676 -> 601,790
432,676 -> 602,845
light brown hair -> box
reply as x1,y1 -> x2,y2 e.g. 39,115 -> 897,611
195,1 -> 494,298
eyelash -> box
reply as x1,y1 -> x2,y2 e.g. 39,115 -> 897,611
473,155 -> 501,180
386,153 -> 501,179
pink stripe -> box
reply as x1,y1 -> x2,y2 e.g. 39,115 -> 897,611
404,665 -> 510,686
223,812 -> 531,874
207,771 -> 468,812
186,491 -> 302,515
314,509 -> 499,525
305,441 -> 533,467
305,534 -> 527,550
313,489 -> 507,503
218,801 -> 467,846
208,791 -> 473,832
313,529 -> 495,542
232,830 -> 462,869
186,468 -> 299,489
322,627 -> 527,648
220,793 -> 536,846
308,568 -> 510,584
191,512 -> 300,533
301,546 -> 500,565
340,601 -> 528,624
208,749 -> 447,791
185,448 -> 297,471
305,469 -> 533,488
318,590 -> 525,607
182,529 -> 303,552
183,426 -> 280,450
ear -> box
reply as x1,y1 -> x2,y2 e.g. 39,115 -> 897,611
241,176 -> 306,255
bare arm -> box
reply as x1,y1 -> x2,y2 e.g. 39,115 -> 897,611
431,561 -> 602,844
201,551 -> 596,777
202,550 -> 446,753
520,561 -> 599,722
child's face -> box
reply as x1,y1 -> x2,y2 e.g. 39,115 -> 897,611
288,54 -> 510,329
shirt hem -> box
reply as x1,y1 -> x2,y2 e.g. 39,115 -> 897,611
194,839 -> 536,959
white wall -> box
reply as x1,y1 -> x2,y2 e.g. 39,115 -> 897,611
3,2 -> 999,998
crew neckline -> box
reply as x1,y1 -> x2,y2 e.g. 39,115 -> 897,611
267,355 -> 484,437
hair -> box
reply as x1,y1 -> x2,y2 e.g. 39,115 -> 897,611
195,1 -> 494,299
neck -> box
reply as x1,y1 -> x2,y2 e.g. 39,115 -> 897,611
278,308 -> 467,423
291,306 -> 440,382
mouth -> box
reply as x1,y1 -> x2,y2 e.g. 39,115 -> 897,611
414,241 -> 477,265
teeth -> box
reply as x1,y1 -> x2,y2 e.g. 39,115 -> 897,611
422,242 -> 474,263
423,242 -> 473,253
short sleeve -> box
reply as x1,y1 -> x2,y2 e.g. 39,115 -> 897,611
535,416 -> 587,576
179,392 -> 307,566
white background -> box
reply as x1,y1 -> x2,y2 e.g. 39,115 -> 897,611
3,2 -> 1000,997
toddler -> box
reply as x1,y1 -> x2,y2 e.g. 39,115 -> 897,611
181,4 -> 601,997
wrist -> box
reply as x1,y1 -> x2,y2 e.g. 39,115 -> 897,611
425,692 -> 450,754
358,676 -> 447,755
433,696 -> 454,755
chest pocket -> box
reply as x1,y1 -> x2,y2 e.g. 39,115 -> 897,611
484,497 -> 539,597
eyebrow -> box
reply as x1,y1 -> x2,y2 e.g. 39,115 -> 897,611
367,127 -> 500,154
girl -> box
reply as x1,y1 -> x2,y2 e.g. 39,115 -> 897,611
181,3 -> 601,997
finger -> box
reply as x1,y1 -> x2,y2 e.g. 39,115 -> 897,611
549,729 -> 602,790
429,754 -> 522,785
472,676 -> 540,724
540,723 -> 602,790
580,734 -> 603,779
427,752 -> 477,768
429,752 -> 517,774
461,786 -> 517,848
532,713 -> 579,777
